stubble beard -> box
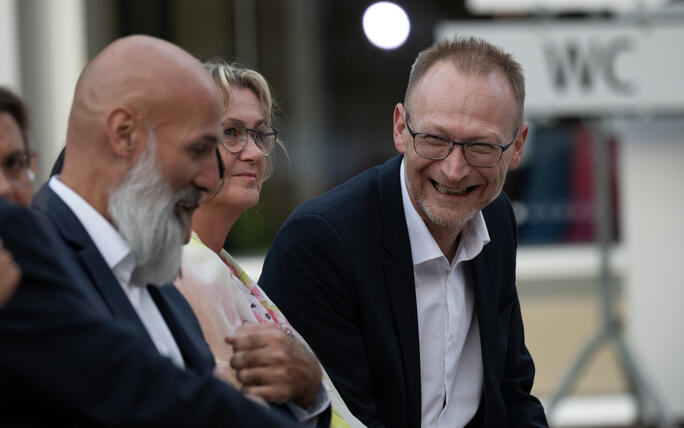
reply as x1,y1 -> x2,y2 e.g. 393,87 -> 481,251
406,177 -> 499,229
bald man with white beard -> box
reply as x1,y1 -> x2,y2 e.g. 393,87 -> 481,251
33,33 -> 220,370
0,35 -> 306,426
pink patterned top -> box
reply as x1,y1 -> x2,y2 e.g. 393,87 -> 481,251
174,233 -> 363,428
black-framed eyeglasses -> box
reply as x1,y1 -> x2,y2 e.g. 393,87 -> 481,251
220,120 -> 277,157
405,111 -> 518,167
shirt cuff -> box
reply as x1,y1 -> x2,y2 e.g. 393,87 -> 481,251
285,382 -> 330,425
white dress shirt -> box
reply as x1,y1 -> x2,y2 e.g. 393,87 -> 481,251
49,176 -> 186,368
399,160 -> 490,428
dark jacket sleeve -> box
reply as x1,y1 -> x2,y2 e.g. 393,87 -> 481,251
260,213 -> 387,428
0,201 -> 303,428
500,288 -> 548,427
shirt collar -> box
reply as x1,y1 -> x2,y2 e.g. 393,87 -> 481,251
49,176 -> 135,285
399,159 -> 490,267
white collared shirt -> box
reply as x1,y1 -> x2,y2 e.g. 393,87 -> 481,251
399,160 -> 489,428
49,176 -> 185,368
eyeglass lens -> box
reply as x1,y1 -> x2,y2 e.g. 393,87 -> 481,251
414,136 -> 501,166
222,121 -> 276,155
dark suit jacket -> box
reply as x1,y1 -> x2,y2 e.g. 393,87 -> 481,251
260,155 -> 548,428
30,183 -> 330,426
0,198 -> 304,426
31,184 -> 215,374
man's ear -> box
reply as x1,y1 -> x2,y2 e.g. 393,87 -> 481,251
393,103 -> 407,154
106,108 -> 137,157
508,122 -> 529,170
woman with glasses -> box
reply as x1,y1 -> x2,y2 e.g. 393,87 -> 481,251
174,60 -> 361,428
0,87 -> 35,306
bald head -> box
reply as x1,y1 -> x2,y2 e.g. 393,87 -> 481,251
60,35 -> 222,217
67,35 -> 217,147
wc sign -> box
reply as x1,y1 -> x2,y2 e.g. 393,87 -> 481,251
436,20 -> 684,116
544,36 -> 634,95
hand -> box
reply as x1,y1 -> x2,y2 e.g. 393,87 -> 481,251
227,323 -> 322,407
0,240 -> 21,306
213,361 -> 268,408
212,359 -> 240,388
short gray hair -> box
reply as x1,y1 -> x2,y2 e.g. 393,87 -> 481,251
404,36 -> 525,125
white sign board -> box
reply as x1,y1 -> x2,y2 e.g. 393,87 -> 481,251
436,19 -> 684,116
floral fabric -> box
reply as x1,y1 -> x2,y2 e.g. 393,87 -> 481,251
177,233 -> 363,428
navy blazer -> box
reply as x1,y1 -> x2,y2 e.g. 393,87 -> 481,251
0,198 -> 305,427
260,155 -> 548,428
31,183 -> 214,374
31,184 -> 330,427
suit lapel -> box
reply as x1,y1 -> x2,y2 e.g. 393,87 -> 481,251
76,244 -> 147,325
32,184 -> 154,345
469,242 -> 503,426
32,184 -> 215,372
377,156 -> 422,428
148,285 -> 214,375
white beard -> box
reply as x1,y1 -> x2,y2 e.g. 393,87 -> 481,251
108,135 -> 201,285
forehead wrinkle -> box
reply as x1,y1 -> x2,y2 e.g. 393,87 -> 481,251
224,87 -> 264,127
411,101 -> 505,143
223,118 -> 266,128
0,112 -> 26,144
418,119 -> 503,144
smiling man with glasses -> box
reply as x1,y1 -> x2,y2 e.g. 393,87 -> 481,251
260,36 -> 547,428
